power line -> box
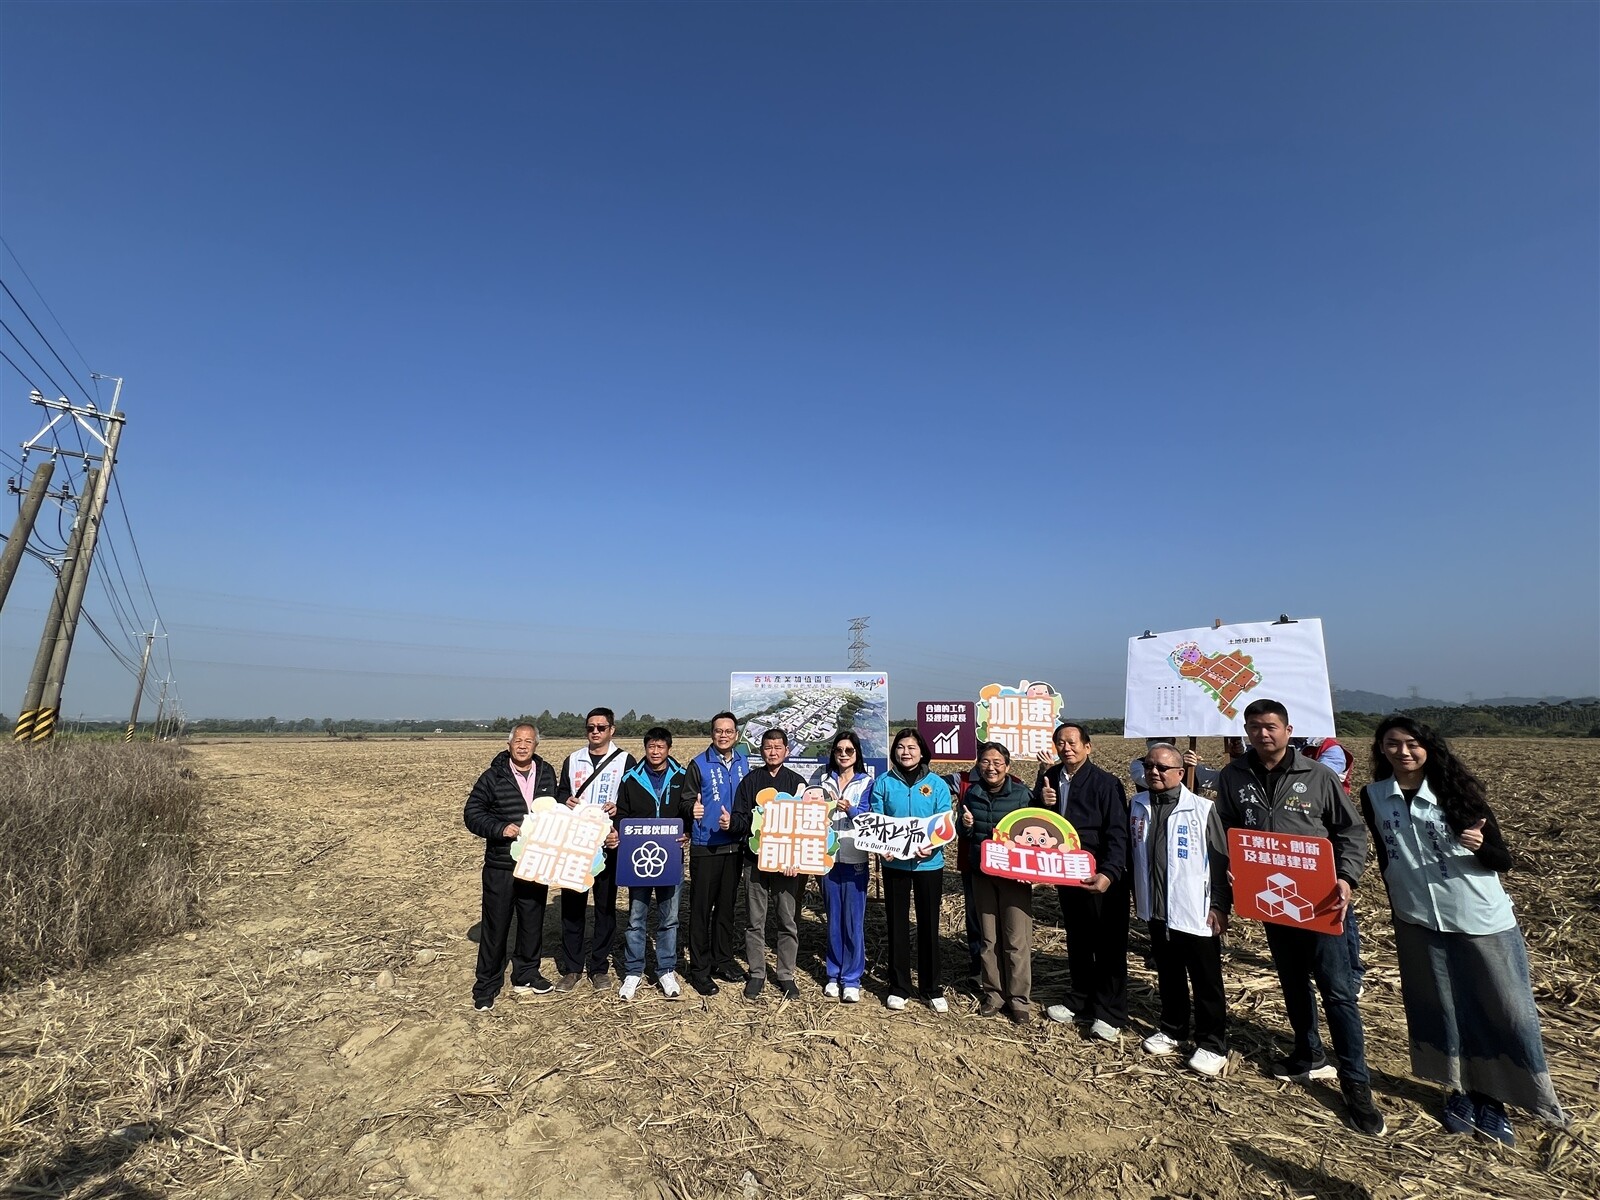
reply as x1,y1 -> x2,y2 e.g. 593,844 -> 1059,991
0,276 -> 93,406
0,317 -> 81,409
0,237 -> 96,382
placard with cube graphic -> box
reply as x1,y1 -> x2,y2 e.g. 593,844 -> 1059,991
1228,829 -> 1344,935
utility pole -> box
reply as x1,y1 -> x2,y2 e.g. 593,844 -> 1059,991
0,459 -> 56,613
14,465 -> 99,741
847,617 -> 870,670
125,625 -> 159,741
13,384 -> 126,743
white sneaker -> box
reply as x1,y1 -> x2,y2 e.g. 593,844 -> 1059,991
928,997 -> 948,1013
823,981 -> 840,999
1142,1031 -> 1181,1057
886,994 -> 908,1011
658,972 -> 681,1000
1045,1004 -> 1077,1024
1188,1048 -> 1228,1077
618,975 -> 641,1002
841,986 -> 861,1004
1089,1019 -> 1122,1043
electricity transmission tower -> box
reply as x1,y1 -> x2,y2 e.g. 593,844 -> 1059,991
847,617 -> 870,670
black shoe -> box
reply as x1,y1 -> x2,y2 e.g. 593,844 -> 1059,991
511,972 -> 553,998
743,976 -> 765,1000
690,977 -> 720,997
1341,1081 -> 1387,1137
776,979 -> 801,1001
1271,1054 -> 1337,1082
714,966 -> 747,984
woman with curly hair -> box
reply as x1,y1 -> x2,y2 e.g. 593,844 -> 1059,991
868,728 -> 952,1013
1359,715 -> 1566,1146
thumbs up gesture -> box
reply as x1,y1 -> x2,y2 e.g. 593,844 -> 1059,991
1459,817 -> 1487,852
1040,776 -> 1058,807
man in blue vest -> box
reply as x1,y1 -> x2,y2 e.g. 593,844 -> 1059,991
676,712 -> 750,996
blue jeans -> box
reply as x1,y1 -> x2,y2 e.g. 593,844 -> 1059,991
624,885 -> 680,977
823,860 -> 868,988
1264,921 -> 1370,1087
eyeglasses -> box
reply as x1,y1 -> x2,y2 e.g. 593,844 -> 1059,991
1141,761 -> 1183,774
586,724 -> 610,733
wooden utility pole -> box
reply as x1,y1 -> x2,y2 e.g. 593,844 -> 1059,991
14,465 -> 99,741
0,459 -> 55,613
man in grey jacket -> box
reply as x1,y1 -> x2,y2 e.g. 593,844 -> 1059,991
1216,699 -> 1386,1137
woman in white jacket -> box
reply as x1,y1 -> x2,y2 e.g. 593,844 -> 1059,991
812,731 -> 874,1003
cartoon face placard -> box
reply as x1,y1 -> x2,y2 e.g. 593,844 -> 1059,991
976,680 -> 1063,761
749,786 -> 836,875
980,808 -> 1097,885
852,810 -> 958,860
511,797 -> 612,891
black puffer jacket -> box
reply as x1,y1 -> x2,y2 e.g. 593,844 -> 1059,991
464,750 -> 558,869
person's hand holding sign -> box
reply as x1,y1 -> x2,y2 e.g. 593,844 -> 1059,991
1458,819 -> 1487,852
1332,878 -> 1352,919
1083,871 -> 1110,894
503,823 -> 521,838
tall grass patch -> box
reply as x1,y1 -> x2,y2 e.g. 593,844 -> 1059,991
0,742 -> 202,984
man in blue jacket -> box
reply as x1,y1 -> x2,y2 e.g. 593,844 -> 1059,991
462,723 -> 559,1010
615,727 -> 688,1001
1035,723 -> 1131,1040
675,712 -> 750,996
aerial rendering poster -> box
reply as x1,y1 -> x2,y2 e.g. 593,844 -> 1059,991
730,672 -> 890,778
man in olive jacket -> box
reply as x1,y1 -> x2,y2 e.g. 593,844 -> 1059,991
1215,699 -> 1386,1138
463,722 -> 559,1010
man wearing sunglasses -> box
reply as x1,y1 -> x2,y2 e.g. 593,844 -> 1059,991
552,707 -> 637,994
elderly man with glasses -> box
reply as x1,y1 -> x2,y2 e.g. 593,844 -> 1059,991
1129,742 -> 1232,1077
552,707 -> 637,993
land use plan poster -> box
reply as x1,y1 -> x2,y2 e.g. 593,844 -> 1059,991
731,672 -> 889,780
1124,619 -> 1335,738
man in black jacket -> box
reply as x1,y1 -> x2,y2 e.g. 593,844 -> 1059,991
462,722 -> 559,1010
1034,723 -> 1131,1040
730,729 -> 808,1000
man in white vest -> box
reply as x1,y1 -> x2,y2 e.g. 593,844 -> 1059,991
1129,742 -> 1231,1077
552,707 -> 636,993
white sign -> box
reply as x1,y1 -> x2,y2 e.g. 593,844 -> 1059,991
1124,618 -> 1335,737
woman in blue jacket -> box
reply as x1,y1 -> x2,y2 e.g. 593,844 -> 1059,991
1360,716 -> 1565,1146
869,728 -> 953,1012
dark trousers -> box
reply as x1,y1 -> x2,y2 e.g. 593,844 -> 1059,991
560,852 -> 618,978
960,868 -> 982,979
1150,919 -> 1227,1053
884,867 -> 943,1000
688,848 -> 742,984
1264,921 -> 1370,1086
473,865 -> 549,1004
1057,879 -> 1131,1026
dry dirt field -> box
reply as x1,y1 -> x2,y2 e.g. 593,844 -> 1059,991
3,735 -> 1598,1199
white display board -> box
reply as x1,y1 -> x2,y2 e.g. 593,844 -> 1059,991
1124,618 -> 1335,737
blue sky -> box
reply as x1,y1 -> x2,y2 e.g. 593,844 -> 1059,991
1,1 -> 1595,721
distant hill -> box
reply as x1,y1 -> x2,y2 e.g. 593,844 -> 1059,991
1332,690 -> 1588,713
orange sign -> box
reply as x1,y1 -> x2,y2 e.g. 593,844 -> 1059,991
1228,829 -> 1343,934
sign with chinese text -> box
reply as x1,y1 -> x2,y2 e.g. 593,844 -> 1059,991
976,681 -> 1063,760
1125,619 -> 1335,737
852,810 -> 958,860
511,798 -> 612,891
748,787 -> 836,875
616,817 -> 685,888
1228,829 -> 1343,934
918,700 -> 977,761
979,809 -> 1097,885
731,672 -> 889,779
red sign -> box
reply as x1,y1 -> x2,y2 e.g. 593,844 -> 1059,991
918,701 -> 977,761
1228,830 -> 1344,934
979,840 -> 1098,886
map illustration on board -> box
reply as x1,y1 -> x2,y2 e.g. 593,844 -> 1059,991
1167,642 -> 1262,720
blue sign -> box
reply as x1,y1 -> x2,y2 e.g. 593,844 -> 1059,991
616,818 -> 685,887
